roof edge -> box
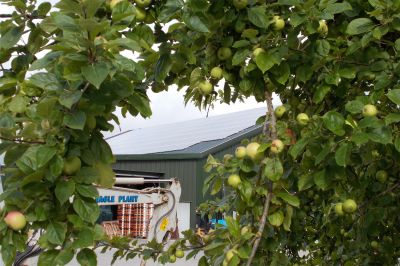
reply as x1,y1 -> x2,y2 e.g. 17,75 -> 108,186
115,125 -> 263,161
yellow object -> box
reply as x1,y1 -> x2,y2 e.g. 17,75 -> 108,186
160,218 -> 169,231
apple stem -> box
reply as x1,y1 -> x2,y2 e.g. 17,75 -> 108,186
247,90 -> 276,266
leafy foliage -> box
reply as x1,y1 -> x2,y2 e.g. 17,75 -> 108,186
1,0 -> 400,265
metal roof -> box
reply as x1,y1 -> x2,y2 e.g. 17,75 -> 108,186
107,108 -> 265,158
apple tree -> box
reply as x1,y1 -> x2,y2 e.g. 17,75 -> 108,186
0,0 -> 400,265
143,0 -> 400,265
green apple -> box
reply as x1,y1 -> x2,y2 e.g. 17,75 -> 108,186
135,0 -> 151,8
362,104 -> 378,117
175,249 -> 184,258
63,157 -> 82,175
232,0 -> 248,10
270,139 -> 284,154
217,47 -> 232,61
272,16 -> 285,31
198,81 -> 213,95
235,146 -> 247,159
370,241 -> 379,249
334,203 -> 344,216
253,47 -> 265,57
228,174 -> 241,188
317,20 -> 328,35
342,199 -> 357,213
210,66 -> 223,79
274,105 -> 286,118
135,7 -> 147,21
169,254 -> 176,263
296,113 -> 309,126
4,211 -> 26,231
86,115 -> 96,130
375,170 -> 388,183
246,142 -> 262,161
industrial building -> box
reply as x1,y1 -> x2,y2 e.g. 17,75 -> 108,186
106,108 -> 265,230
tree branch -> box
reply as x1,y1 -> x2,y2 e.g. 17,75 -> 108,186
0,136 -> 45,144
246,89 -> 277,266
246,192 -> 272,266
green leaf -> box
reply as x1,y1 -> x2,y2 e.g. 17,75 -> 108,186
127,92 -> 152,118
324,2 -> 352,15
59,90 -> 83,109
72,228 -> 94,248
1,245 -> 16,266
289,138 -> 310,159
16,146 -> 57,173
346,18 -> 375,35
232,49 -> 250,66
73,198 -> 100,224
0,113 -> 14,128
210,177 -> 222,195
182,13 -> 209,32
38,250 -> 59,266
155,54 -> 172,83
30,51 -> 63,70
63,110 -> 86,130
54,249 -> 74,265
271,62 -> 290,85
51,12 -> 78,31
76,184 -> 98,198
46,222 -> 67,245
339,67 -> 356,79
277,192 -> 300,207
81,62 -> 109,89
394,135 -> 400,152
315,144 -> 331,165
323,111 -> 345,136
335,142 -> 352,167
345,100 -> 364,114
247,7 -> 268,28
55,180 -> 75,205
387,89 -> 400,105
225,216 -> 240,238
368,126 -> 392,144
268,210 -> 284,227
158,0 -> 184,22
350,131 -> 369,145
255,52 -> 277,73
77,248 -> 97,266
0,26 -> 24,49
314,169 -> 328,190
111,1 -> 135,23
264,157 -> 283,182
316,40 -> 330,56
298,174 -> 314,191
313,85 -> 331,103
30,73 -> 62,90
283,205 -> 293,231
38,2 -> 52,16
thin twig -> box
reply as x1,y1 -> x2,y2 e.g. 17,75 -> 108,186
246,192 -> 272,266
246,89 -> 277,266
0,136 -> 45,144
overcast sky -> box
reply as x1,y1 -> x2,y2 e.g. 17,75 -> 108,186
0,1 -> 280,136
